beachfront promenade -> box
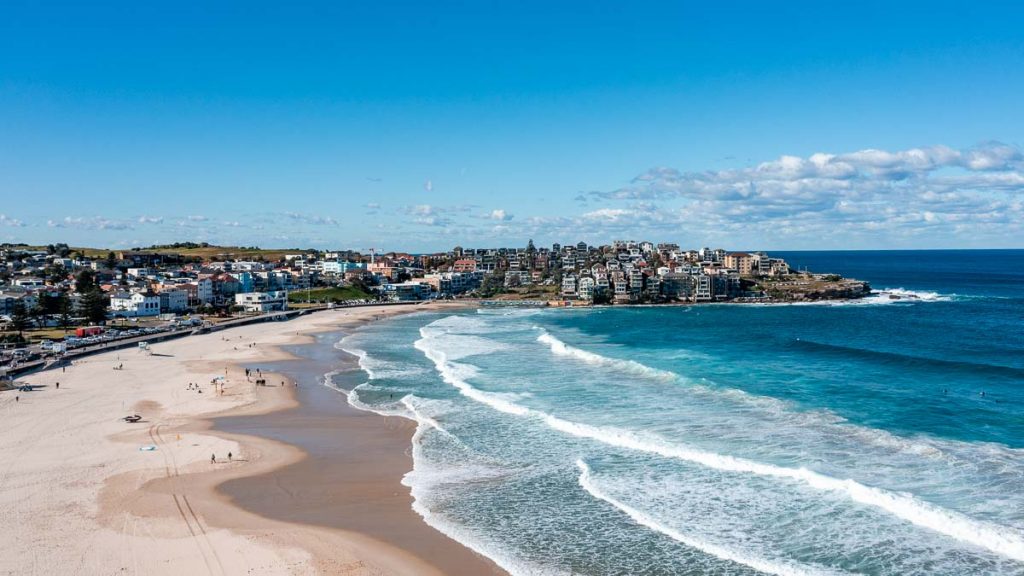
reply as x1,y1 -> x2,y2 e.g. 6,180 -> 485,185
1,301 -> 426,383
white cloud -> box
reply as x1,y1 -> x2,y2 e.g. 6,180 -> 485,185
582,142 -> 1024,245
137,215 -> 163,224
489,209 -> 513,221
49,216 -> 133,230
410,204 -> 436,216
582,208 -> 633,222
284,212 -> 338,226
0,214 -> 25,227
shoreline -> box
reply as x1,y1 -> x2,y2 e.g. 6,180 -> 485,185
0,302 -> 502,575
212,304 -> 505,575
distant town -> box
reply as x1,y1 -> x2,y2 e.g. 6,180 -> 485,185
0,240 -> 870,350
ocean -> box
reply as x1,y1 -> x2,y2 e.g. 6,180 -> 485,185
330,250 -> 1024,576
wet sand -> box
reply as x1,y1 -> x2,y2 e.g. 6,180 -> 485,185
216,327 -> 505,575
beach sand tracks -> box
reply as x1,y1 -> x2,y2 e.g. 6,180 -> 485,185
147,422 -> 227,576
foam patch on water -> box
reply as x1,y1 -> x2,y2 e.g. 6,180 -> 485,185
536,331 -> 677,382
344,383 -> 409,417
576,460 -> 851,576
533,329 -> 961,463
398,394 -> 560,576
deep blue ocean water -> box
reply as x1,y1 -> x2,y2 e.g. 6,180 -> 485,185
331,250 -> 1024,575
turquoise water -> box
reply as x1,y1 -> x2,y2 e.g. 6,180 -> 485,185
332,250 -> 1024,576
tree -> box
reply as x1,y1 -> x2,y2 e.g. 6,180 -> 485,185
10,300 -> 30,335
38,292 -> 65,315
75,269 -> 98,293
46,264 -> 68,284
57,294 -> 73,331
478,272 -> 506,297
81,290 -> 109,325
29,299 -> 48,328
105,251 -> 118,270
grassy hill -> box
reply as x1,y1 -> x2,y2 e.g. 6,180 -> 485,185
287,286 -> 374,303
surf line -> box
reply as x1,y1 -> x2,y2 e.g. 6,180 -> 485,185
415,330 -> 1024,564
576,460 -> 852,576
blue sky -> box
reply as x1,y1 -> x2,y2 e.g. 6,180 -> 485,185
2,1 -> 1023,251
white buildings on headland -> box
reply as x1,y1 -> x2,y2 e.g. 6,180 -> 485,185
0,238 -> 806,335
440,241 -> 794,304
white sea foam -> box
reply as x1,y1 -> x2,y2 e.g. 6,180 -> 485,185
576,460 -> 850,576
854,288 -> 954,306
535,329 -> 957,462
416,325 -> 1024,563
730,287 -> 955,307
536,331 -> 677,381
398,393 -> 558,576
344,383 -> 409,417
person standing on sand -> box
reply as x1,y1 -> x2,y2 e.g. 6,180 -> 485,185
211,454 -> 216,464
56,382 -> 59,389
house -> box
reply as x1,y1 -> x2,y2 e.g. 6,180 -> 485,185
234,290 -> 289,313
192,278 -> 214,304
561,274 -> 577,297
694,275 -> 713,301
578,276 -> 595,301
0,291 -> 37,317
158,289 -> 189,313
321,261 -> 366,275
661,273 -> 693,300
110,291 -> 161,317
380,282 -> 430,301
724,252 -> 754,275
13,277 -> 45,289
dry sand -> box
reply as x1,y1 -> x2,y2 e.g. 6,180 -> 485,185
0,303 -> 503,576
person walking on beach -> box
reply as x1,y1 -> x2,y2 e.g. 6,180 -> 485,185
56,382 -> 59,390
211,454 -> 216,464
228,452 -> 232,461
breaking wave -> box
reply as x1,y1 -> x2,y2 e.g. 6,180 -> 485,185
416,325 -> 1024,563
576,460 -> 852,576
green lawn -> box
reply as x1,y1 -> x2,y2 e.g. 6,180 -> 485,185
288,286 -> 373,303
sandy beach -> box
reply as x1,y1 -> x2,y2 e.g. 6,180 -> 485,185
0,303 -> 503,576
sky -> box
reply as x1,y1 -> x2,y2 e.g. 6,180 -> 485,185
2,1 -> 1023,252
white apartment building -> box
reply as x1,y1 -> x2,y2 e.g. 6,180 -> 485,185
234,290 -> 289,313
110,291 -> 161,317
578,276 -> 595,300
